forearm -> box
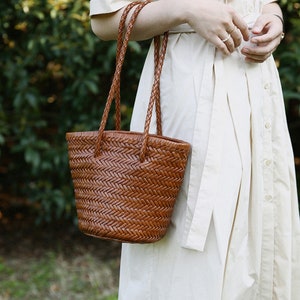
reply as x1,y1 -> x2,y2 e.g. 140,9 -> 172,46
91,0 -> 186,41
91,0 -> 249,56
262,1 -> 282,15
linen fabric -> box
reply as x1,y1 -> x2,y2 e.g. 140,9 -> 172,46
90,0 -> 300,299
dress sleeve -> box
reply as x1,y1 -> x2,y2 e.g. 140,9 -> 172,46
90,0 -> 138,16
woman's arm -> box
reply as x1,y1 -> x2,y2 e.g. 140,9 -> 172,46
91,0 -> 249,56
241,1 -> 284,63
91,1 -> 184,41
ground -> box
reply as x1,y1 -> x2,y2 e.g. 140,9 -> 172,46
0,202 -> 121,300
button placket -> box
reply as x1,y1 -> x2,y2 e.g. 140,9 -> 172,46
259,74 -> 275,296
262,108 -> 273,201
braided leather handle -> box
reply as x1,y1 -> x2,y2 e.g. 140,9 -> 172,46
114,1 -> 143,131
139,33 -> 168,161
94,0 -> 169,161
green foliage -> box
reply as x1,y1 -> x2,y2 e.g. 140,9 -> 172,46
0,0 -> 149,222
276,0 -> 300,102
0,0 -> 299,223
276,0 -> 300,181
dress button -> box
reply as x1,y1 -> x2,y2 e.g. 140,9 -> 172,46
264,159 -> 272,167
265,195 -> 273,202
264,83 -> 270,90
265,122 -> 271,129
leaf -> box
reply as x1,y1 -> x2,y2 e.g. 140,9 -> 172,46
24,147 -> 41,168
84,80 -> 99,94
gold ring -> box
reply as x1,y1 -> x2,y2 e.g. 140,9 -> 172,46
228,27 -> 236,34
221,33 -> 231,43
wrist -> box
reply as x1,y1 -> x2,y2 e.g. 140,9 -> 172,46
163,0 -> 189,25
272,13 -> 284,29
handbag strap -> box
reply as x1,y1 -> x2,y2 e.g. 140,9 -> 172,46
153,36 -> 162,136
94,0 -> 169,161
114,1 -> 142,131
140,33 -> 168,161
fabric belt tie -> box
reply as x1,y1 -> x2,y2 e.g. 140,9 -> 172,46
182,52 -> 228,251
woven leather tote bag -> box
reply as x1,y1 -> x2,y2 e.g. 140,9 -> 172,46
66,1 -> 191,243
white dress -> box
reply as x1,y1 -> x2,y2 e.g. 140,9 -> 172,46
90,0 -> 300,299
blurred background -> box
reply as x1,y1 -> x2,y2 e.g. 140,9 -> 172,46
0,0 -> 299,299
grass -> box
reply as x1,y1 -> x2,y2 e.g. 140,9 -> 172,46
0,253 -> 119,300
0,210 -> 121,300
0,251 -> 119,300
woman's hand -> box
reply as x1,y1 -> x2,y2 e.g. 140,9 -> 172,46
181,0 -> 249,55
240,13 -> 284,63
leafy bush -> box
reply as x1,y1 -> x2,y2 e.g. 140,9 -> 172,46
0,0 -> 148,222
0,0 -> 299,223
277,0 -> 300,106
275,0 -> 300,192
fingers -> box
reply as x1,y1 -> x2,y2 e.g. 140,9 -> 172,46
240,14 -> 285,63
220,31 -> 236,53
186,3 -> 249,56
232,13 -> 250,41
242,50 -> 272,63
216,11 -> 248,55
229,26 -> 243,48
217,23 -> 245,55
241,39 -> 279,63
251,29 -> 283,46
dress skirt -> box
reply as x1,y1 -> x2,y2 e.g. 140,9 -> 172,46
89,0 -> 300,299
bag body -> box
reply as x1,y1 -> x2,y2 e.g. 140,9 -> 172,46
66,130 -> 190,242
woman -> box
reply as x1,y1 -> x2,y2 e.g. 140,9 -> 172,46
90,0 -> 300,299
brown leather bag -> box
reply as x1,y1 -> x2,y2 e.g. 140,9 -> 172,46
66,1 -> 190,243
